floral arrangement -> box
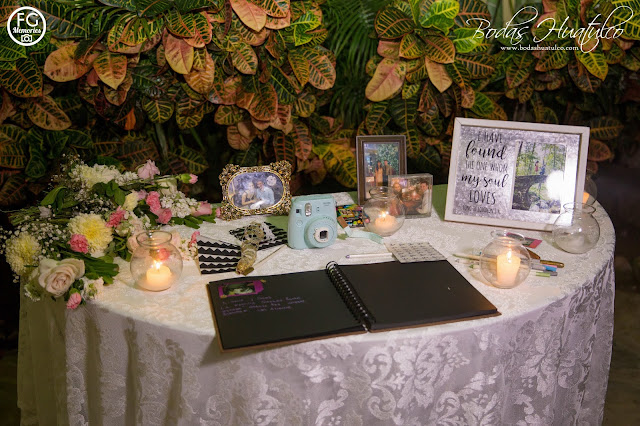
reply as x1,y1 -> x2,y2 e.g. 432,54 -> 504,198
0,158 -> 215,309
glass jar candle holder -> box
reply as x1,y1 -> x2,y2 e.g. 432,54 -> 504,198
480,231 -> 532,289
130,230 -> 183,291
363,187 -> 405,237
552,202 -> 600,254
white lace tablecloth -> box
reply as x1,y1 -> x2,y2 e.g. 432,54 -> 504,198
18,190 -> 615,425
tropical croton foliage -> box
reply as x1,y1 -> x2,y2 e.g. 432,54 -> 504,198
360,0 -> 640,175
0,0 -> 639,209
0,0 -> 355,208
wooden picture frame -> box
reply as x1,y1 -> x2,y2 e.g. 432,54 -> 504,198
445,118 -> 590,231
219,161 -> 292,220
356,135 -> 407,205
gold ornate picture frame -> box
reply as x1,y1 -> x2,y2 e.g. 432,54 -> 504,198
219,161 -> 292,220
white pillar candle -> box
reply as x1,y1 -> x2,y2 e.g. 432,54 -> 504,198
145,261 -> 172,291
496,250 -> 521,287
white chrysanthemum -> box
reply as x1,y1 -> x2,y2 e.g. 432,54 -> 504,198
5,233 -> 41,276
68,214 -> 113,257
73,164 -> 121,189
122,192 -> 139,211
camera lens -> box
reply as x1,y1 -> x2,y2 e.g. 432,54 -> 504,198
320,230 -> 328,240
304,217 -> 337,248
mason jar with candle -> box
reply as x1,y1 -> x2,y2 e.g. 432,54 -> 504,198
479,231 -> 531,289
363,186 -> 405,237
130,230 -> 183,291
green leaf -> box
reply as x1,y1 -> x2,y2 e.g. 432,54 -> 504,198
0,175 -> 28,207
419,0 -> 458,33
505,53 -> 534,88
390,95 -> 417,129
0,129 -> 26,169
250,0 -> 289,18
288,49 -> 310,86
608,0 -> 640,40
470,91 -> 494,116
313,143 -> 357,188
270,67 -> 298,105
411,144 -> 441,175
455,0 -> 491,28
567,61 -> 602,93
93,51 -> 128,90
214,105 -> 245,125
25,138 -> 46,179
535,48 -> 569,72
178,145 -> 208,174
365,101 -> 392,133
142,98 -> 174,123
231,42 -> 258,75
575,50 -> 608,80
63,129 -> 93,149
136,0 -> 174,17
399,33 -> 426,59
166,9 -> 196,37
589,116 -> 623,140
403,126 -> 421,158
40,186 -> 66,206
445,61 -> 471,87
453,28 -> 483,54
456,54 -> 495,79
0,29 -> 27,61
299,47 -> 336,90
30,0 -> 87,38
375,7 -> 414,39
0,57 -> 42,97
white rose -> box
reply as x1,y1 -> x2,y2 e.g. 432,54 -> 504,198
38,258 -> 85,298
156,177 -> 178,196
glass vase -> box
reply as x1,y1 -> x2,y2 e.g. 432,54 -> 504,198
480,231 -> 532,289
552,202 -> 600,254
130,230 -> 183,291
363,187 -> 405,237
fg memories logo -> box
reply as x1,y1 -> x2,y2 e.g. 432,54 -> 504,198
7,6 -> 47,47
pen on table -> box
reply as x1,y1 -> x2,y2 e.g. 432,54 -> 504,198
346,252 -> 394,260
454,253 -> 562,270
253,245 -> 285,269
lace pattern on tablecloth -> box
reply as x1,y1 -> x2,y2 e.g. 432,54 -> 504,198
17,192 -> 615,425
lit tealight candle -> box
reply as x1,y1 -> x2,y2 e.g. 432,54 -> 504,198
372,212 -> 397,233
496,250 -> 521,287
145,261 -> 172,291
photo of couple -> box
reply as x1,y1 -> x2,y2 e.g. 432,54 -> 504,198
228,172 -> 284,211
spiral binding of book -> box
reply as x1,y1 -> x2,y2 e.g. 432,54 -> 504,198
326,261 -> 374,331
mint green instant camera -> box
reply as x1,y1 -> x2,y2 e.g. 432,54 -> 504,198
287,195 -> 338,249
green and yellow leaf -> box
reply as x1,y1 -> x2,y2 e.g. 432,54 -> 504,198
425,58 -> 452,92
589,116 -> 623,140
0,57 -> 42,97
93,51 -> 128,90
375,7 -> 414,39
575,50 -> 608,80
185,51 -> 215,94
299,47 -> 336,90
423,34 -> 455,64
231,42 -> 259,75
142,98 -> 175,123
44,43 -> 93,82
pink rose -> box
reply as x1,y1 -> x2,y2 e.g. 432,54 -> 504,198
137,160 -> 160,179
66,292 -> 82,310
137,190 -> 148,200
146,191 -> 161,214
215,207 -> 221,218
190,231 -> 200,246
189,174 -> 198,184
69,234 -> 89,254
192,202 -> 213,217
157,208 -> 172,224
106,207 -> 126,227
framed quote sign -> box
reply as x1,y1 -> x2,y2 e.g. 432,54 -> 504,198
445,118 -> 590,231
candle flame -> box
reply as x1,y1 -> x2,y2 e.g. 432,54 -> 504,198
506,250 -> 513,262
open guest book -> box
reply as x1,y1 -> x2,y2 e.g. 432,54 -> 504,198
207,260 -> 499,351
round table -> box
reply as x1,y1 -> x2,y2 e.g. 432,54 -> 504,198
18,190 -> 615,425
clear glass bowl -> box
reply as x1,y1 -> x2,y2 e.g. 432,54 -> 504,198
480,230 -> 532,289
552,202 -> 600,254
130,230 -> 183,291
363,187 -> 405,237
